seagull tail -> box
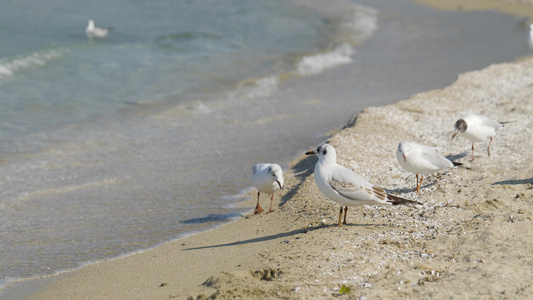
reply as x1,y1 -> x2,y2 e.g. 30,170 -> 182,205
452,161 -> 463,167
499,120 -> 515,125
387,194 -> 422,206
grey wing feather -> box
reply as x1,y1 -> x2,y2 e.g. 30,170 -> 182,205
421,149 -> 453,169
329,166 -> 377,202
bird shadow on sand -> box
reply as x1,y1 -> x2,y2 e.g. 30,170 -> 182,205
183,222 -> 389,251
183,227 -> 316,251
180,213 -> 243,224
279,154 -> 317,207
446,152 -> 468,162
492,178 -> 533,186
385,182 -> 436,195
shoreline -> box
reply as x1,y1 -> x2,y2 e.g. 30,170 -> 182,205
3,1 -> 533,299
14,55 -> 533,300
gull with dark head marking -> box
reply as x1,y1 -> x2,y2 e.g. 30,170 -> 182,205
86,19 -> 113,39
452,114 -> 503,161
397,141 -> 462,193
306,143 -> 421,226
251,163 -> 284,214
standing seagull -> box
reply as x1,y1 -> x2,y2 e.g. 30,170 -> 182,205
396,141 -> 461,193
86,19 -> 112,38
251,163 -> 284,214
306,143 -> 421,226
452,114 -> 503,161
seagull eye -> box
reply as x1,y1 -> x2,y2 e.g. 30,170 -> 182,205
322,149 -> 327,155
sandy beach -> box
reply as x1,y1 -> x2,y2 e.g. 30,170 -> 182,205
6,1 -> 533,299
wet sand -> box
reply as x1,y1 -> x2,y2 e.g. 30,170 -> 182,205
6,1 -> 533,299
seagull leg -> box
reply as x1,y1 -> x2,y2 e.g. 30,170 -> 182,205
254,191 -> 263,214
487,137 -> 493,157
470,143 -> 475,161
338,207 -> 343,227
343,206 -> 348,225
266,193 -> 274,214
415,174 -> 421,193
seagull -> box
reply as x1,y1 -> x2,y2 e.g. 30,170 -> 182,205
86,19 -> 112,38
452,114 -> 503,161
305,143 -> 421,226
396,141 -> 462,193
251,163 -> 284,214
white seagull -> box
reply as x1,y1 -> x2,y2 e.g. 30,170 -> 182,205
452,114 -> 503,161
396,141 -> 461,193
86,19 -> 112,38
306,143 -> 421,226
251,163 -> 284,214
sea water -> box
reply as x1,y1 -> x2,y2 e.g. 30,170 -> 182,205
0,0 -> 530,290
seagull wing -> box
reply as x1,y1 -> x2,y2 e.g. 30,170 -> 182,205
329,166 -> 388,204
420,148 -> 453,169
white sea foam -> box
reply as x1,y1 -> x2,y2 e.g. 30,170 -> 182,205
296,3 -> 378,76
0,49 -> 66,79
343,4 -> 378,42
247,76 -> 278,98
297,44 -> 355,76
230,76 -> 279,101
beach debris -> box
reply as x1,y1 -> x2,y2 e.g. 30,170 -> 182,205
339,284 -> 351,294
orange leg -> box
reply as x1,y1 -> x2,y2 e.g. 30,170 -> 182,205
338,207 -> 343,227
266,194 -> 274,214
415,174 -> 423,193
343,206 -> 348,225
487,137 -> 493,157
254,191 -> 263,214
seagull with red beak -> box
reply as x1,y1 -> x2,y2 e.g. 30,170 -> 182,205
251,163 -> 284,214
452,114 -> 503,161
306,143 -> 421,226
396,141 -> 461,193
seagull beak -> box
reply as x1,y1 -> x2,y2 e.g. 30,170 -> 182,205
305,150 -> 316,155
403,154 -> 406,162
276,180 -> 282,189
451,130 -> 459,140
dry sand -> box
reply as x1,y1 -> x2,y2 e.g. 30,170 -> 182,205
18,2 -> 533,300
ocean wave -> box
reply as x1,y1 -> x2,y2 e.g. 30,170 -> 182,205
0,49 -> 67,79
295,2 -> 378,76
342,4 -> 378,43
297,44 -> 355,76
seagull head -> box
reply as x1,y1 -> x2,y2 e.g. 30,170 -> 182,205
397,141 -> 409,162
452,118 -> 467,140
87,19 -> 95,29
268,164 -> 284,189
305,143 -> 337,164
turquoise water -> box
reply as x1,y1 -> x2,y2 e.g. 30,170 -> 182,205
0,0 -> 531,291
0,0 -> 328,136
